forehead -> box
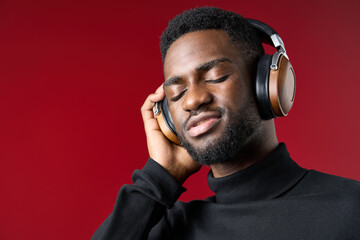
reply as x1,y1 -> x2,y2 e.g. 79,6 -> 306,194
163,30 -> 241,78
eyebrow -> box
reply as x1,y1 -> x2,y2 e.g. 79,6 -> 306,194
164,57 -> 232,88
195,57 -> 232,72
163,76 -> 183,87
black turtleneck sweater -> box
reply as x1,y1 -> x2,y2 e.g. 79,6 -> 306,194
92,143 -> 360,239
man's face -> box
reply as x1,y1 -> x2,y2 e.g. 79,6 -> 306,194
163,30 -> 262,165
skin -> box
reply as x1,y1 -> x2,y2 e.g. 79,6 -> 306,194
141,29 -> 278,183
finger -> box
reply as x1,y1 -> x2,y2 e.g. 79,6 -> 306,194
148,90 -> 165,103
144,117 -> 161,133
141,91 -> 165,118
141,90 -> 165,123
155,84 -> 164,94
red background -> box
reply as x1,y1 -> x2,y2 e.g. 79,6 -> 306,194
0,0 -> 359,239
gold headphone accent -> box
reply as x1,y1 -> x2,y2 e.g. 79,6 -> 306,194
154,108 -> 181,145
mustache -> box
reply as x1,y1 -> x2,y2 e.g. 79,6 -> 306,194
181,106 -> 225,131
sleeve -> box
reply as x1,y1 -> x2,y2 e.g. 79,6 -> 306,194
91,158 -> 186,240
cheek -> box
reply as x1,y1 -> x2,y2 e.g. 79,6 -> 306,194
214,79 -> 249,112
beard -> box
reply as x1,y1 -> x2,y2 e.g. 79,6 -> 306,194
177,98 -> 262,166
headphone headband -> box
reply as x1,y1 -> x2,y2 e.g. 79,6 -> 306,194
246,19 -> 288,59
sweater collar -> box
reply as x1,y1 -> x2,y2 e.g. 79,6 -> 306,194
207,143 -> 307,204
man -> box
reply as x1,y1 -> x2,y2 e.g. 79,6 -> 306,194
92,7 -> 360,239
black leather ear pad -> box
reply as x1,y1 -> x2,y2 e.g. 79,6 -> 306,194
160,97 -> 177,135
255,54 -> 276,120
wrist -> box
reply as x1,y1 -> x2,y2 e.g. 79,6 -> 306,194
162,163 -> 194,184
140,158 -> 187,208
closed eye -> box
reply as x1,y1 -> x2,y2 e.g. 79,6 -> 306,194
170,89 -> 186,102
169,75 -> 229,101
205,75 -> 229,83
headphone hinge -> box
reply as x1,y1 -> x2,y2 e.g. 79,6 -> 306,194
153,102 -> 160,116
270,51 -> 281,70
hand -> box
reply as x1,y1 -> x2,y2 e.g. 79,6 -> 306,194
141,85 -> 201,184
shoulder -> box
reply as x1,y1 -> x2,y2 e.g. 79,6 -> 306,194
289,169 -> 360,202
306,170 -> 360,192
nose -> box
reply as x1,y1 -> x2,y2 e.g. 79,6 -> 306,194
182,84 -> 212,112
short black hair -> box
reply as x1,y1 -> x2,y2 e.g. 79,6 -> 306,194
160,7 -> 264,72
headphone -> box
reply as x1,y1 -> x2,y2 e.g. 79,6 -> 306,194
154,19 -> 296,144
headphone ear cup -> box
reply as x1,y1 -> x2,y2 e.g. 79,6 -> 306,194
268,55 -> 296,117
255,54 -> 276,119
156,97 -> 181,145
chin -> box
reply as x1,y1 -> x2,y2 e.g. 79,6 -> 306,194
177,101 -> 262,166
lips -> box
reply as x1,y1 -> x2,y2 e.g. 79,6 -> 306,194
186,112 -> 221,137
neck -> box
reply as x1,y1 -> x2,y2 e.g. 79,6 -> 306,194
211,120 -> 278,178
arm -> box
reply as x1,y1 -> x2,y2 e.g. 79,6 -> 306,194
91,86 -> 201,239
91,158 -> 185,240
